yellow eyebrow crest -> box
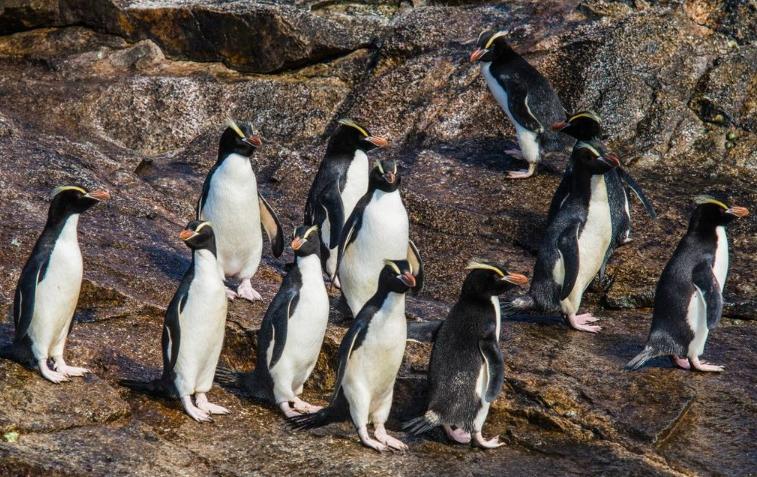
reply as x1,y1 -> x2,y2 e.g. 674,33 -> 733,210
338,118 -> 369,137
575,141 -> 601,157
375,160 -> 384,174
465,260 -> 505,277
195,221 -> 212,232
694,195 -> 728,210
485,31 -> 507,49
384,260 -> 401,274
51,186 -> 86,199
303,225 -> 319,239
568,111 -> 601,123
225,118 -> 247,139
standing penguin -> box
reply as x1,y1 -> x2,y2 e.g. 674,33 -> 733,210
290,260 -> 421,452
336,159 -> 424,317
626,196 -> 748,372
197,119 -> 284,301
233,224 -> 330,417
470,30 -> 571,179
405,262 -> 528,448
303,119 -> 388,283
121,221 -> 230,422
511,141 -> 621,333
1,186 -> 109,383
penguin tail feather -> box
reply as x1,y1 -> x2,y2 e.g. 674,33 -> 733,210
213,367 -> 241,387
288,390 -> 348,431
508,295 -> 535,311
625,346 -> 659,371
403,410 -> 441,435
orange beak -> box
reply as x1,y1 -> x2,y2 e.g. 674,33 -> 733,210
291,237 -> 304,251
470,48 -> 486,62
504,272 -> 529,286
551,121 -> 569,131
400,272 -> 416,288
86,189 -> 111,201
726,206 -> 749,218
179,229 -> 195,241
384,171 -> 396,184
366,136 -> 388,148
246,135 -> 263,147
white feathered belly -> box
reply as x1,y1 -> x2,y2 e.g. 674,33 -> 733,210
28,215 -> 83,358
686,287 -> 709,358
201,154 -> 262,278
713,226 -> 728,291
339,191 -> 408,314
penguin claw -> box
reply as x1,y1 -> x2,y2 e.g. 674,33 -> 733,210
292,398 -> 322,414
375,426 -> 408,452
568,313 -> 601,332
444,425 -> 472,444
691,358 -> 725,373
236,280 -> 262,301
225,288 -> 238,300
279,402 -> 303,418
473,432 -> 504,449
56,365 -> 90,377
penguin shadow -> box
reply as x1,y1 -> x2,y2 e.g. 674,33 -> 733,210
503,310 -> 564,329
427,139 -> 520,173
143,245 -> 189,281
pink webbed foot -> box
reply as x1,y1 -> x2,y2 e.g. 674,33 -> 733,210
237,279 -> 262,302
473,431 -> 504,449
671,355 -> 691,370
292,397 -> 322,414
358,426 -> 387,452
181,396 -> 212,422
375,424 -> 408,452
39,359 -> 69,383
278,401 -> 302,418
226,287 -> 238,300
506,162 -> 537,179
195,393 -> 230,415
53,358 -> 89,377
690,357 -> 724,373
566,312 -> 602,333
443,425 -> 471,444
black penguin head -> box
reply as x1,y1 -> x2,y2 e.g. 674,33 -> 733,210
290,224 -> 321,257
462,260 -> 529,297
179,220 -> 216,251
326,119 -> 388,155
379,259 -> 420,294
470,30 -> 513,63
573,142 -> 620,174
370,159 -> 401,192
218,118 -> 262,158
691,195 -> 749,228
49,185 -> 110,219
552,111 -> 602,141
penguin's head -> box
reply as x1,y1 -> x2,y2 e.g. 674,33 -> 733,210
179,220 -> 216,251
327,118 -> 388,155
219,118 -> 262,158
49,185 -> 110,217
380,259 -> 420,294
370,159 -> 400,192
290,224 -> 321,257
552,111 -> 602,141
692,195 -> 749,227
573,143 -> 620,174
463,260 -> 528,297
470,30 -> 512,63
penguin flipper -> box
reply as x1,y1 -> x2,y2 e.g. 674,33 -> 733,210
13,259 -> 47,343
258,193 -> 285,258
557,221 -> 581,301
407,239 -> 424,294
547,168 -> 572,224
264,288 -> 299,369
334,202 -> 362,280
692,262 -> 723,330
320,180 -> 345,250
332,313 -> 370,403
196,164 -> 217,220
479,322 -> 504,403
162,293 -> 184,376
502,78 -> 543,133
617,168 -> 656,218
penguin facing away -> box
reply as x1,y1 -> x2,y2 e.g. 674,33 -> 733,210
121,221 -> 230,422
303,119 -> 388,283
470,30 -> 571,179
234,224 -> 330,417
405,261 -> 528,449
289,259 -> 422,452
626,196 -> 748,372
197,118 -> 284,302
336,159 -> 424,317
511,140 -> 621,333
1,186 -> 110,383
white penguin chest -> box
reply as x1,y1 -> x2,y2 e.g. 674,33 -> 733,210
281,255 -> 330,362
353,191 -> 408,259
32,215 -> 83,328
576,176 -> 612,284
201,154 -> 261,271
712,226 -> 728,291
341,150 -> 369,219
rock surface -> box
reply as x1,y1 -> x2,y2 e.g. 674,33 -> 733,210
0,0 -> 754,475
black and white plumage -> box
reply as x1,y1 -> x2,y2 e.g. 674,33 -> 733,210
1,186 -> 109,383
512,141 -> 621,333
197,118 -> 284,302
405,262 -> 528,449
289,260 -> 421,452
303,119 -> 388,282
233,225 -> 329,417
626,196 -> 748,372
548,112 -> 656,280
336,159 -> 424,317
471,30 -> 571,179
121,221 -> 229,422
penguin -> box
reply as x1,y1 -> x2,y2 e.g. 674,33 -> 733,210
1,186 -> 109,383
336,159 -> 424,317
470,30 -> 571,179
121,221 -> 230,422
232,224 -> 330,417
405,261 -> 528,448
626,196 -> 748,372
289,259 -> 421,452
511,141 -> 621,333
197,118 -> 284,301
303,119 -> 388,284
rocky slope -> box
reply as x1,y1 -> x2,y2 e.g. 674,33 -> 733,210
0,0 -> 754,475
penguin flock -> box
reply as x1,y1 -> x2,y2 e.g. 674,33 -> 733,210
0,29 -> 749,452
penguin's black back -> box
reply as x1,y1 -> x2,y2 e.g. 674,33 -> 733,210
426,297 -> 496,430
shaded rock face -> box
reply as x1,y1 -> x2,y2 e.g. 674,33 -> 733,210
0,1 -> 754,475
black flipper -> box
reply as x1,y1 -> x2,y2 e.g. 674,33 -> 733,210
196,163 -> 218,220
266,289 -> 300,369
331,315 -> 370,400
557,221 -> 581,301
692,262 -> 723,330
258,192 -> 285,258
479,322 -> 504,403
320,180 -> 345,250
502,78 -> 544,133
334,199 -> 364,280
617,168 -> 656,219
547,167 -> 572,224
407,239 -> 424,295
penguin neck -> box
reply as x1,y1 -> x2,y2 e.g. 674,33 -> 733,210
294,253 -> 321,277
217,151 -> 253,169
192,248 -> 219,276
377,290 -> 406,317
687,212 -> 720,242
569,162 -> 599,200
44,212 -> 80,243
